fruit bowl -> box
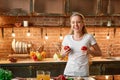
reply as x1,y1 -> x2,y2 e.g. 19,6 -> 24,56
30,51 -> 46,61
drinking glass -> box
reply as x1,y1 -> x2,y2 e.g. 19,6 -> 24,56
44,71 -> 51,80
36,70 -> 44,80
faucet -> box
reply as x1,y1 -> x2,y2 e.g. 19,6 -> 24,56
107,44 -> 112,57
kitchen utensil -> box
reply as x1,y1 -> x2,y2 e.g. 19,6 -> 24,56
22,42 -> 26,53
24,43 -> 28,53
114,27 -> 116,38
15,41 -> 19,53
22,42 -> 25,54
18,42 -> 22,53
12,39 -> 16,52
14,22 -> 21,27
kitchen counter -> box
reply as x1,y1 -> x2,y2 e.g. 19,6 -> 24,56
0,58 -> 67,78
0,57 -> 120,77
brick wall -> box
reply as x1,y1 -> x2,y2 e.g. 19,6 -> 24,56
0,16 -> 120,59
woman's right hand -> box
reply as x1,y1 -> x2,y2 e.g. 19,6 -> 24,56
61,46 -> 71,57
64,46 -> 71,55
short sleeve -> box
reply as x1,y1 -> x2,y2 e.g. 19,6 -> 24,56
89,34 -> 97,45
62,35 -> 69,46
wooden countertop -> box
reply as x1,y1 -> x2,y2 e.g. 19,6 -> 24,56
1,57 -> 120,65
0,58 -> 66,65
91,57 -> 120,63
91,57 -> 120,61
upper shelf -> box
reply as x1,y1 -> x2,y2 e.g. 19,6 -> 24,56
0,0 -> 120,16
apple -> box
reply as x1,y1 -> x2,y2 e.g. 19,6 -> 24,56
64,46 -> 70,50
32,55 -> 38,61
36,52 -> 42,61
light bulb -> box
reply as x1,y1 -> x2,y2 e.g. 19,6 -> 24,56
93,33 -> 95,38
11,28 -> 15,37
28,43 -> 31,48
59,34 -> 63,40
105,75 -> 109,79
45,33 -> 48,40
27,32 -> 31,37
12,33 -> 15,37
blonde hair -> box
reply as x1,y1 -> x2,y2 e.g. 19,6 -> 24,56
69,12 -> 87,34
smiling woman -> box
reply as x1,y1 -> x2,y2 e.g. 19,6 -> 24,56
61,12 -> 102,77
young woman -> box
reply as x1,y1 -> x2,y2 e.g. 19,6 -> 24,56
61,12 -> 102,77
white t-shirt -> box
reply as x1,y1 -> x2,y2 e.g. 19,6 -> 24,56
62,33 -> 96,76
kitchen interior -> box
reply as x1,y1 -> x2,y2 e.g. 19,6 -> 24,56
0,0 -> 120,80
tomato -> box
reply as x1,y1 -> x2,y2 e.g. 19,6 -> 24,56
81,46 -> 87,51
57,75 -> 66,80
64,46 -> 70,50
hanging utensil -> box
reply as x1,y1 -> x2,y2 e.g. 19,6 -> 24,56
41,28 -> 43,39
113,27 -> 116,38
1,27 -> 4,38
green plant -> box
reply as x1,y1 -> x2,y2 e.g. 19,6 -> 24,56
0,68 -> 13,80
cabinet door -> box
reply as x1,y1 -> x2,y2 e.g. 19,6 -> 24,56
33,63 -> 66,77
90,62 -> 120,75
1,66 -> 33,78
34,0 -> 65,14
89,64 -> 103,75
102,63 -> 120,75
68,0 -> 96,15
0,0 -> 30,16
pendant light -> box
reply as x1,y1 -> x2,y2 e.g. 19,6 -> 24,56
93,32 -> 95,38
59,33 -> 63,40
93,17 -> 96,38
45,28 -> 48,40
93,26 -> 96,38
43,16 -> 48,40
59,28 -> 63,40
106,17 -> 111,40
59,16 -> 63,40
106,32 -> 110,40
106,28 -> 110,40
27,28 -> 31,37
11,27 -> 15,37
